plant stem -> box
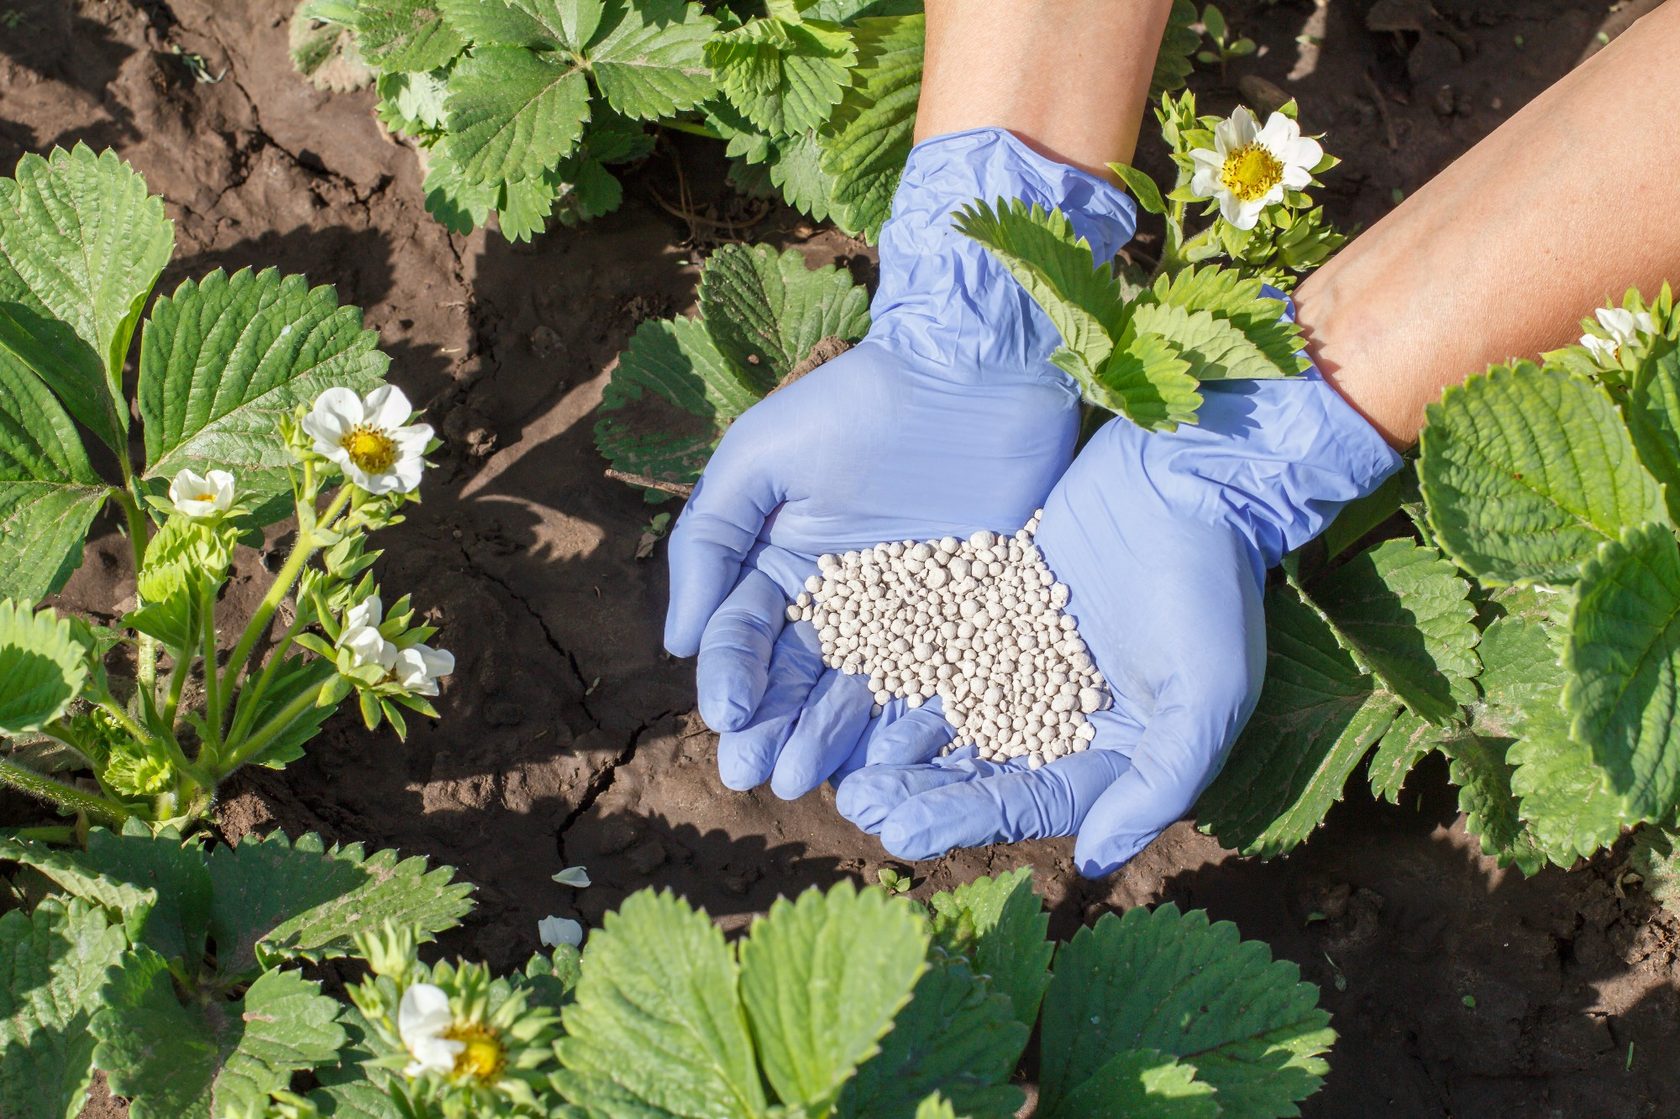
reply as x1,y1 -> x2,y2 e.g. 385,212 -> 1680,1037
199,582 -> 223,751
214,488 -> 350,735
161,641 -> 192,735
8,824 -> 76,844
216,682 -> 327,776
1160,199 -> 1188,277
111,481 -> 150,574
226,611 -> 305,746
0,757 -> 129,825
660,118 -> 723,141
112,485 -> 161,695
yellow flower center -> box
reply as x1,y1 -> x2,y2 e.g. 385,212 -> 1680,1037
445,1022 -> 505,1082
341,425 -> 399,474
1220,143 -> 1284,203
192,492 -> 215,503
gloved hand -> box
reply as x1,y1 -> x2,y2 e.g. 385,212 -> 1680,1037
664,127 -> 1135,799
834,351 -> 1404,876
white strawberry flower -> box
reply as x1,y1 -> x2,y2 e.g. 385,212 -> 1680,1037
391,644 -> 455,697
397,982 -> 463,1077
303,385 -> 433,495
539,915 -> 584,948
340,595 -> 398,672
1188,106 -> 1323,231
1580,306 -> 1655,364
167,468 -> 236,518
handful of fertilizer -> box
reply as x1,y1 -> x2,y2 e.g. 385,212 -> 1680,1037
790,511 -> 1110,769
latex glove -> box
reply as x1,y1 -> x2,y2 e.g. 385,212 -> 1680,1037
834,352 -> 1404,876
664,128 -> 1135,799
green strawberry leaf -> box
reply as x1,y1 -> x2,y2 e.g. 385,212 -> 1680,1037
0,144 -> 173,453
1039,1049 -> 1217,1119
444,46 -> 592,184
0,824 -> 211,967
94,948 -> 346,1119
594,315 -> 754,487
819,12 -> 923,240
0,600 -> 89,735
0,348 -> 107,600
740,883 -> 929,1112
1564,522 -> 1680,822
708,14 -> 856,136
1196,585 -> 1401,856
926,867 -> 1050,1032
352,0 -> 466,71
0,898 -> 127,1119
835,954 -> 1027,1119
696,242 -> 870,387
1622,342 -> 1680,524
1308,539 -> 1480,724
1365,708 -> 1441,804
558,889 -> 767,1117
1040,904 -> 1333,1119
1628,825 -> 1680,918
1419,363 -> 1668,585
421,144 -> 498,233
137,267 -> 390,513
205,831 -> 474,981
588,0 -> 717,121
953,198 -> 1125,372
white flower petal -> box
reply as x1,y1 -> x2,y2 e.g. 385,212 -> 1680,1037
552,866 -> 591,888
1219,193 -> 1261,230
539,915 -> 584,948
398,983 -> 454,1047
365,384 -> 416,431
1281,163 -> 1313,190
1580,334 -> 1619,363
1218,105 -> 1259,150
1255,112 -> 1300,152
343,625 -> 398,671
346,595 -> 383,631
1283,134 -> 1324,171
304,387 -> 364,441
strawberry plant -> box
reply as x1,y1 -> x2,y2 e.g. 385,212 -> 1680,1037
0,145 -> 452,833
290,0 -> 1213,242
291,0 -> 717,240
219,867 -> 1331,1118
1196,287 -> 1680,876
950,96 -> 1344,431
0,826 -> 471,1119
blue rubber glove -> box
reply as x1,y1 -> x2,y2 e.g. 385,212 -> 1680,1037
663,128 -> 1135,799
834,351 -> 1404,876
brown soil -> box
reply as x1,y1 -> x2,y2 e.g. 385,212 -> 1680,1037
5,1 -> 1677,1116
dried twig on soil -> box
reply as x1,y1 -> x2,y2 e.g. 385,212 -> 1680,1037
604,469 -> 695,498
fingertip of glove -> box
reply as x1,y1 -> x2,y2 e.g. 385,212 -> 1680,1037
769,765 -> 824,802
697,693 -> 753,734
834,773 -> 889,833
1073,829 -> 1154,879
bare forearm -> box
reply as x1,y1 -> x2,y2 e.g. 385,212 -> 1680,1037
1296,1 -> 1680,447
917,0 -> 1175,178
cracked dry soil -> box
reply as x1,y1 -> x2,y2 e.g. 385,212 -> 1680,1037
5,1 -> 1680,1115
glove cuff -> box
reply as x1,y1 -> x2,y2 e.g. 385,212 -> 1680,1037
869,127 -> 1136,387
1143,368 -> 1402,570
